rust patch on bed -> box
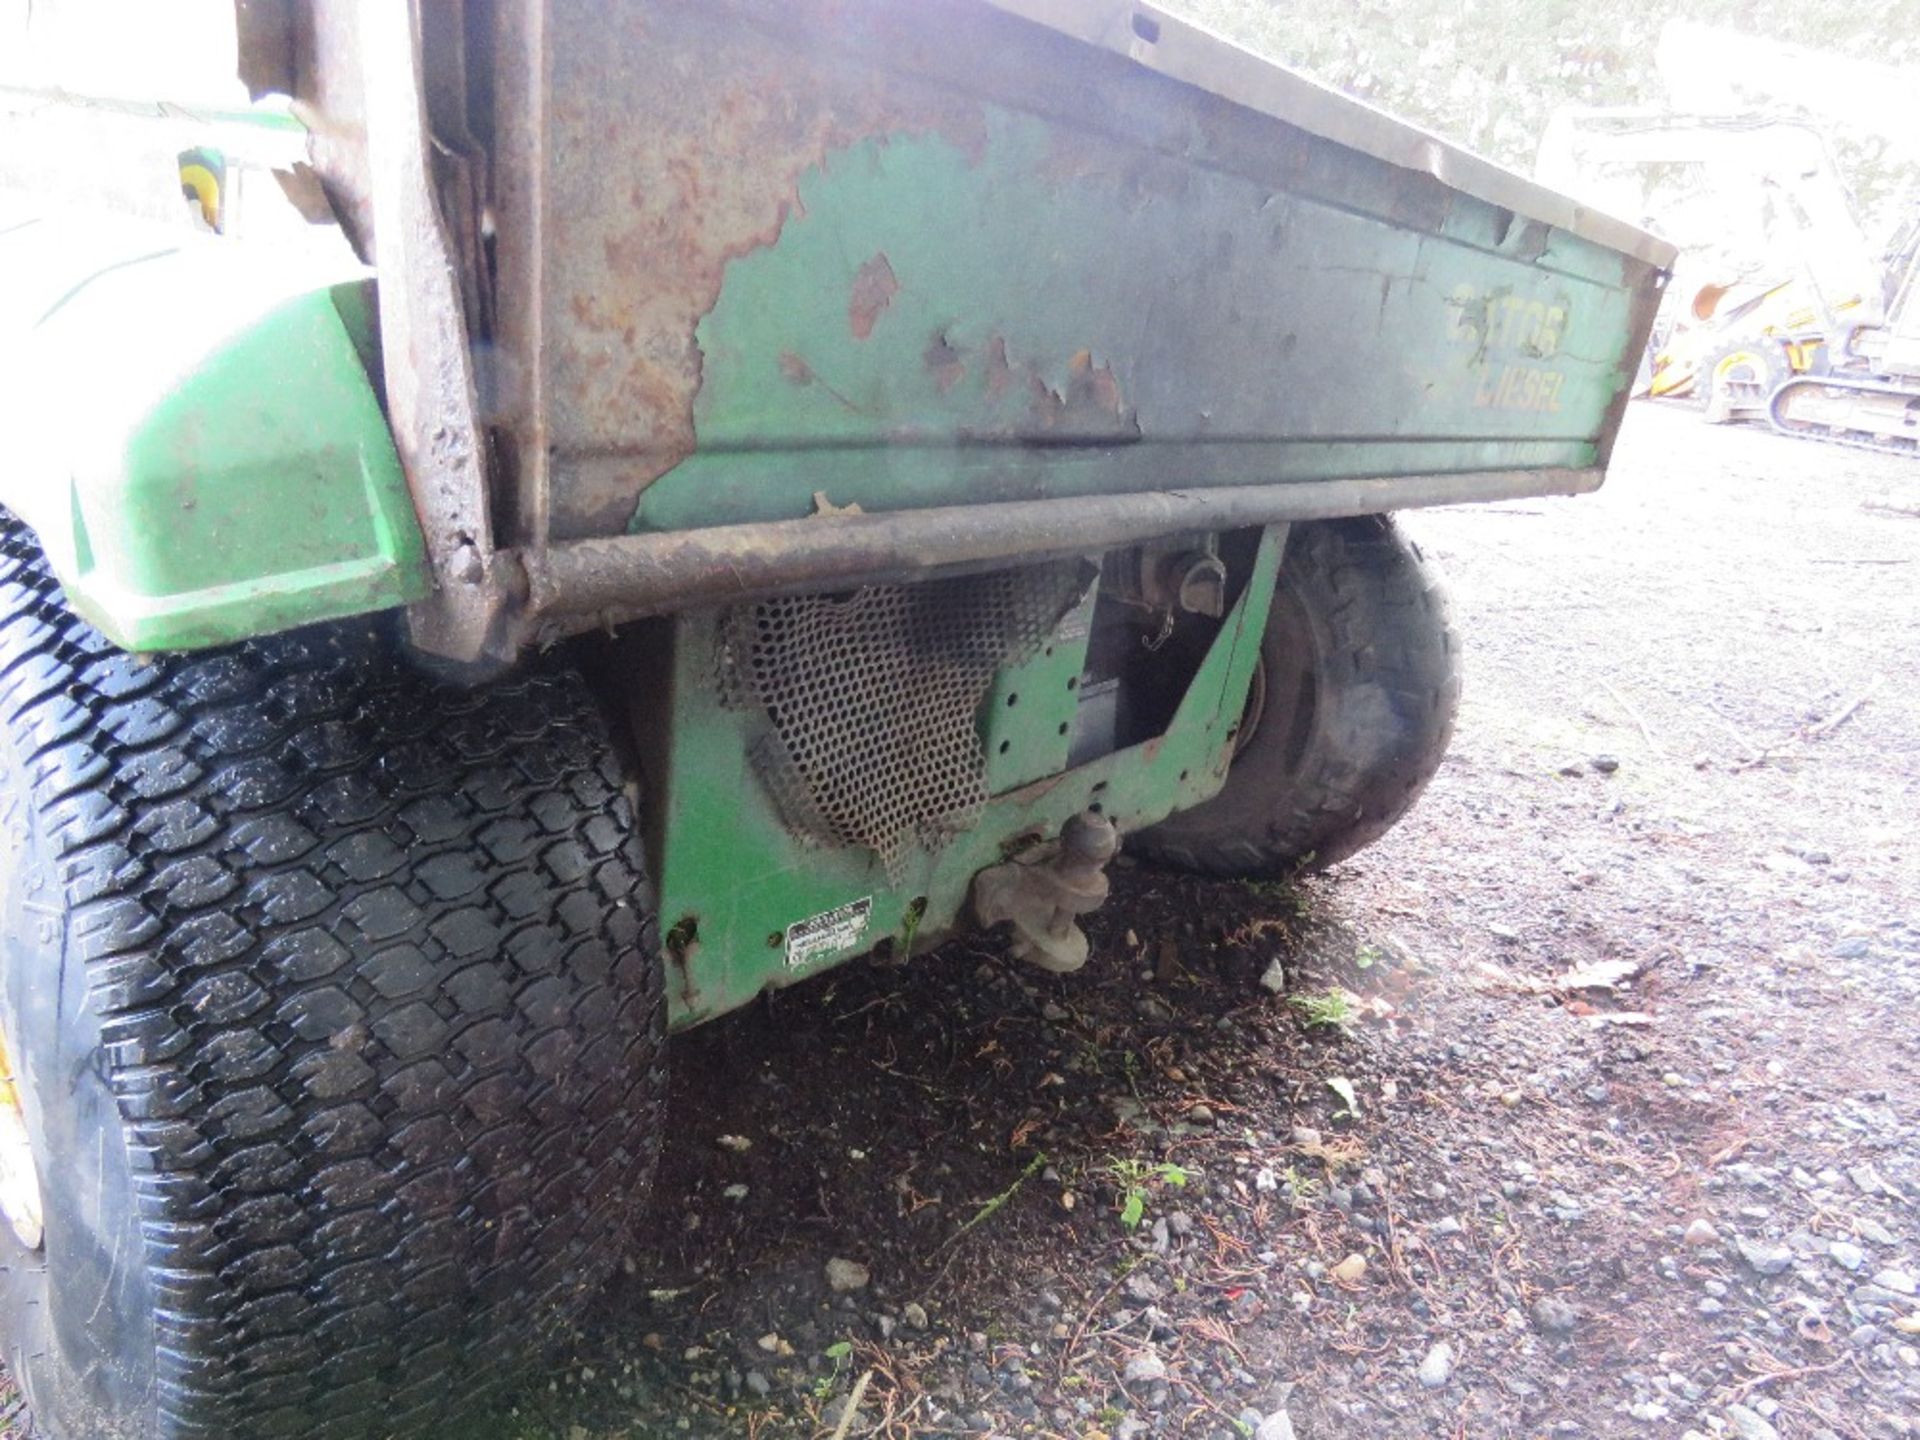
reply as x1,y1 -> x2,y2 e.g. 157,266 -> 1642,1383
849,254 -> 900,340
536,0 -> 989,536
1016,348 -> 1138,441
924,332 -> 967,394
983,336 -> 1014,399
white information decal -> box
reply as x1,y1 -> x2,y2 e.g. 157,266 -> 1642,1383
784,897 -> 873,968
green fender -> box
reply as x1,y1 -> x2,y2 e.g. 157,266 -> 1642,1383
0,216 -> 428,653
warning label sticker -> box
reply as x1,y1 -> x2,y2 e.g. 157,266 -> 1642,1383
784,897 -> 873,968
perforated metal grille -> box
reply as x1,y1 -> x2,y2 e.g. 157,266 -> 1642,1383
719,564 -> 1089,878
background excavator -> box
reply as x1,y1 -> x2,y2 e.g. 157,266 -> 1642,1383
1536,23 -> 1920,455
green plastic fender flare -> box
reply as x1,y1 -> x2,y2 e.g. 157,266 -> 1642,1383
0,216 -> 428,653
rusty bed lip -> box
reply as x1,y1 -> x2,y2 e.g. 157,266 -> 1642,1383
992,0 -> 1679,272
512,464 -> 1606,644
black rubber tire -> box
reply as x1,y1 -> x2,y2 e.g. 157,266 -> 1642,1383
0,516 -> 665,1439
1134,516 -> 1460,878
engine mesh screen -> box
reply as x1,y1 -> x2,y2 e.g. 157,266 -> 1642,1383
719,565 -> 1088,878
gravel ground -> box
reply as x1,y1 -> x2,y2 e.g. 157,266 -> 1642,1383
483,405 -> 1920,1440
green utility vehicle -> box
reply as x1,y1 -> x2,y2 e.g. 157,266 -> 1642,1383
0,2 -> 1670,1434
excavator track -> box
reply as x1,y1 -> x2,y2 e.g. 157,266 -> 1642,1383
1768,375 -> 1920,457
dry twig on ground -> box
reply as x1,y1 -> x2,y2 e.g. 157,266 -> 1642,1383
1807,675 -> 1885,740
1601,679 -> 1666,759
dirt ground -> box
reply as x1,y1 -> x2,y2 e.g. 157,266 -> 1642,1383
474,404 -> 1918,1440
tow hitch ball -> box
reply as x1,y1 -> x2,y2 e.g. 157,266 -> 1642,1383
970,810 -> 1120,974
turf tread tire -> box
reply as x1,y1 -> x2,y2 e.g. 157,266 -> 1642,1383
0,515 -> 665,1440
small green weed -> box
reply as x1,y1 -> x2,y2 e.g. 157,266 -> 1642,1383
813,1340 -> 853,1400
1245,877 -> 1311,916
1289,987 -> 1358,1032
1105,1158 -> 1189,1230
942,1151 -> 1046,1251
899,895 -> 927,954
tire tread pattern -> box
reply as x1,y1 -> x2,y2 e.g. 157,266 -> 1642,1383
1136,515 -> 1460,879
0,516 -> 664,1439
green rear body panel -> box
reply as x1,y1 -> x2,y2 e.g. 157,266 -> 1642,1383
652,526 -> 1283,1029
0,217 -> 429,653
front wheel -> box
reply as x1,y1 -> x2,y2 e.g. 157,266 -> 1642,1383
0,517 -> 666,1439
1134,516 -> 1460,878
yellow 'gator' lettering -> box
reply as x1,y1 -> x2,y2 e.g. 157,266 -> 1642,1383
1448,285 -> 1568,359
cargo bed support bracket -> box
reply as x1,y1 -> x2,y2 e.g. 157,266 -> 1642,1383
362,0 -> 517,666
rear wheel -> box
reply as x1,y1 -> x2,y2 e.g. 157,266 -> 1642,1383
1134,516 -> 1459,878
1699,339 -> 1788,423
0,516 -> 665,1439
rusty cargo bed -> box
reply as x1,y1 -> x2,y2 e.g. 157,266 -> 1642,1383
235,0 -> 1672,663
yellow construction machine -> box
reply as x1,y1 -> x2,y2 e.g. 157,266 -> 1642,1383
1536,30 -> 1920,454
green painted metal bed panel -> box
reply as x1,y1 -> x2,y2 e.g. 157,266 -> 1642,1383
502,0 -> 1665,543
632,119 -> 1630,534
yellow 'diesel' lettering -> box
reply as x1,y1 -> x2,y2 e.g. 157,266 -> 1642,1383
1472,362 -> 1569,411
